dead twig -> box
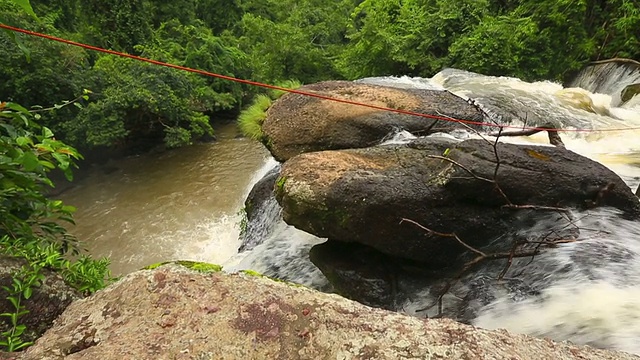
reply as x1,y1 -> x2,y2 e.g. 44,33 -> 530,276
400,214 -> 579,315
488,122 -> 565,148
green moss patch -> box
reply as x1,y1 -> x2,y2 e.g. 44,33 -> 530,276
143,261 -> 222,272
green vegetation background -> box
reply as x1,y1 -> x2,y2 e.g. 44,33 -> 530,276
2,0 -> 639,153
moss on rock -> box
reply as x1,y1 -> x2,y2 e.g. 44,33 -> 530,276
143,261 -> 222,272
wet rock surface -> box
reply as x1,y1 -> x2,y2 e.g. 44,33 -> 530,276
276,137 -> 640,265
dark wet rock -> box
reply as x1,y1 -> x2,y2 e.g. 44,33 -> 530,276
622,83 -> 640,104
309,240 -> 398,310
276,137 -> 640,266
0,256 -> 82,345
239,164 -> 282,252
262,80 -> 486,161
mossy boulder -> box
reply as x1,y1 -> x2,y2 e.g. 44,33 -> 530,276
276,137 -> 640,265
262,80 -> 486,161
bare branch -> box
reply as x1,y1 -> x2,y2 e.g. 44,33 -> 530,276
502,204 -> 570,212
401,218 -> 486,257
488,122 -> 565,148
426,155 -> 493,183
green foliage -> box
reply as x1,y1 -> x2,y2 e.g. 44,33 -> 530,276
148,20 -> 247,106
235,0 -> 355,84
268,79 -> 302,99
0,100 -> 113,351
66,55 -> 215,149
238,79 -> 301,140
238,95 -> 272,140
448,15 -> 544,80
339,0 -> 490,78
0,262 -> 43,351
0,102 -> 81,249
142,260 -> 222,272
76,0 -> 152,53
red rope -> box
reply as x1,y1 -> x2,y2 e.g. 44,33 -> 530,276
2,23 -> 639,133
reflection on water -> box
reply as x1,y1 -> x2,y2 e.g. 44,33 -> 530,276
60,123 -> 269,275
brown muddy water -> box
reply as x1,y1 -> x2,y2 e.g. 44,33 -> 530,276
59,123 -> 270,275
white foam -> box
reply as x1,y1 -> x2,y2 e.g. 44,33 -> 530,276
474,282 -> 640,353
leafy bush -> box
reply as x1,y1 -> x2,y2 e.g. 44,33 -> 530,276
0,101 -> 113,351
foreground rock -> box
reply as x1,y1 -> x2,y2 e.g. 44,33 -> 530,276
0,256 -> 82,345
276,137 -> 640,265
262,81 -> 486,161
19,264 -> 638,360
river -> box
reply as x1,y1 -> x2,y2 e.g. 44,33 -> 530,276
59,63 -> 640,354
59,123 -> 271,275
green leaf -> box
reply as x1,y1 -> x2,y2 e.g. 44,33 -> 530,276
11,0 -> 38,19
6,297 -> 19,310
13,324 -> 26,337
42,127 -> 54,139
12,340 -> 33,351
20,151 -> 40,171
15,136 -> 31,147
39,160 -> 55,169
4,103 -> 31,115
22,287 -> 32,300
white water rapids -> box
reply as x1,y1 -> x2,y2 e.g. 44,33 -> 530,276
61,65 -> 640,354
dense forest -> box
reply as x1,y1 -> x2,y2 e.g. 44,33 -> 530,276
1,0 -> 639,153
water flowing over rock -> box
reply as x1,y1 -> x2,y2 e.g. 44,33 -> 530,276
275,137 -> 640,265
261,80 -> 486,161
17,264 -> 639,360
239,163 -> 281,252
567,58 -> 640,107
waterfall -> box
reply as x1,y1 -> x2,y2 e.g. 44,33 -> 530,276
232,65 -> 640,354
568,59 -> 640,107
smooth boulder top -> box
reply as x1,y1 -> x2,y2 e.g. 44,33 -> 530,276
275,137 -> 640,265
262,80 -> 486,161
18,264 -> 640,360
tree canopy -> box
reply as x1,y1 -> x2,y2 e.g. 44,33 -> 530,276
1,0 -> 638,153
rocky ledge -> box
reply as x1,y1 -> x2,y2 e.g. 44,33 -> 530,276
14,264 -> 639,360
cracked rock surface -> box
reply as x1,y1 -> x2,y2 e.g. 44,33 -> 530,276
17,264 -> 639,360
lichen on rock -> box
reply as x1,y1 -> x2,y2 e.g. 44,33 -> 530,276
18,265 -> 639,360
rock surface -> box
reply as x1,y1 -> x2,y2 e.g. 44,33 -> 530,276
622,83 -> 640,104
18,264 -> 639,360
0,256 -> 82,344
262,81 -> 486,161
276,137 -> 640,264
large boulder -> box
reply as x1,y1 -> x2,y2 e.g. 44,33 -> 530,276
275,137 -> 640,265
0,256 -> 82,345
18,264 -> 638,360
262,81 -> 486,161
